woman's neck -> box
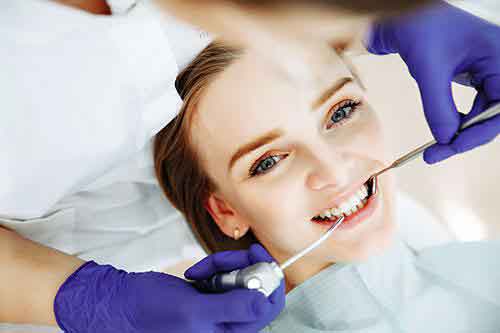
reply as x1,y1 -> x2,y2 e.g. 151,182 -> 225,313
283,259 -> 334,293
268,245 -> 335,293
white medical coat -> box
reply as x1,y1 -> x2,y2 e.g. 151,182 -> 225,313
0,0 -> 209,270
0,0 -> 210,219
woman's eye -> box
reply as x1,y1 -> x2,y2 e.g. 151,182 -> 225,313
326,99 -> 361,130
250,154 -> 287,177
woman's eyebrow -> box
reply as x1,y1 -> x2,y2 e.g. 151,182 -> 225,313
311,76 -> 353,110
228,129 -> 284,172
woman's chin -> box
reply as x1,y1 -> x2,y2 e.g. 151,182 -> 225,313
318,214 -> 397,264
336,181 -> 396,262
350,221 -> 396,262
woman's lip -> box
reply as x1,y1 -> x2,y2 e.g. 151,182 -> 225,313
312,187 -> 380,231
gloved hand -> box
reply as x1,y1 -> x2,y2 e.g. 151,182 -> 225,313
185,244 -> 286,333
54,244 -> 285,333
368,1 -> 500,163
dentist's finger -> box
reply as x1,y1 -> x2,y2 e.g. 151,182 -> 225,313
223,284 -> 285,332
463,92 -> 490,121
248,243 -> 275,264
424,114 -> 500,164
185,250 -> 252,280
199,289 -> 270,324
416,68 -> 461,144
268,280 -> 286,307
482,74 -> 500,103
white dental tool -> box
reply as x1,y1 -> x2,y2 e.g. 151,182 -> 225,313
192,216 -> 345,297
369,102 -> 500,181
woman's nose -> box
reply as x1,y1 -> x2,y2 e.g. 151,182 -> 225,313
306,152 -> 352,191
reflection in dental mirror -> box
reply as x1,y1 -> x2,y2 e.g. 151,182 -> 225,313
154,41 -> 500,331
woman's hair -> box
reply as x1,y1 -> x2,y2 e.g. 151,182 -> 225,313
230,0 -> 435,15
154,42 -> 258,254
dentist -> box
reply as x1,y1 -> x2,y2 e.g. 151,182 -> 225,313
0,0 -> 283,332
1,0 -> 499,333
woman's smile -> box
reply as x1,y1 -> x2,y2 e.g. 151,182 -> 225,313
311,176 -> 381,232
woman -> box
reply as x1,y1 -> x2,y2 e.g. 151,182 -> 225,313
155,42 -> 500,331
155,40 -> 397,282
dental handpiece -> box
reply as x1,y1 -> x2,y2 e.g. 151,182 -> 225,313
192,216 -> 345,297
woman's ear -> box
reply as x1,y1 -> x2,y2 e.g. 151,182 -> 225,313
205,193 -> 250,240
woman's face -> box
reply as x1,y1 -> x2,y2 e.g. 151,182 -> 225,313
190,47 -> 396,284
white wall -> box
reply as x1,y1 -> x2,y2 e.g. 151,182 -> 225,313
353,54 -> 499,241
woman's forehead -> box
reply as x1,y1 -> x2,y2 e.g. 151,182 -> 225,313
192,47 -> 353,159
200,47 -> 352,117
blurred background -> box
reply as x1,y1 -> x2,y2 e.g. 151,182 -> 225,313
353,53 -> 499,241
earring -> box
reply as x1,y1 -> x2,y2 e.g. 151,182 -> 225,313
233,227 -> 241,240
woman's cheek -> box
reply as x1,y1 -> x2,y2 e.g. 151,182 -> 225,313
361,106 -> 386,155
335,108 -> 385,159
246,183 -> 318,254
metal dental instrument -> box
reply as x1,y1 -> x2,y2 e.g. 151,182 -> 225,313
192,216 -> 345,297
370,103 -> 500,180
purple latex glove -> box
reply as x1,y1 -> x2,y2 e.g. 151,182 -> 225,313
54,244 -> 285,333
185,244 -> 286,333
368,1 -> 500,163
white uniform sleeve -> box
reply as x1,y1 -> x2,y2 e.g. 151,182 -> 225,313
0,0 -> 182,219
106,0 -> 138,15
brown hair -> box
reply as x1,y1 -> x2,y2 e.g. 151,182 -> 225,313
231,0 -> 435,15
154,42 -> 258,254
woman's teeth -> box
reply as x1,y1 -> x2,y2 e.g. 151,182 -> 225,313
315,183 -> 370,220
